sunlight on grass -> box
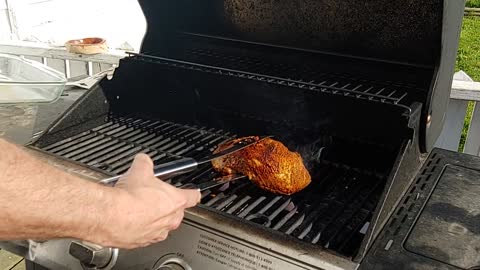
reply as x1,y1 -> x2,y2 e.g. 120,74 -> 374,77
457,16 -> 480,152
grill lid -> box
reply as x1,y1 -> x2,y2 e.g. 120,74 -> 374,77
139,0 -> 444,65
139,0 -> 450,65
136,0 -> 463,152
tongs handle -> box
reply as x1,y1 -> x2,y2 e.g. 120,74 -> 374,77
99,157 -> 198,185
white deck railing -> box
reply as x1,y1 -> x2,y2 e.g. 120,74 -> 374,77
0,41 -> 124,78
436,71 -> 480,154
2,41 -> 480,155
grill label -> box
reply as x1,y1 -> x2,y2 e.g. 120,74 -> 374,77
197,233 -> 275,270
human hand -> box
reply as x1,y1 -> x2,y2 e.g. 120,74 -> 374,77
94,154 -> 201,249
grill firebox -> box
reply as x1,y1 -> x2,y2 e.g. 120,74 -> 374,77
28,37 -> 423,267
37,114 -> 391,258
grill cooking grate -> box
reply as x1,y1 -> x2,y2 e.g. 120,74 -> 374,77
41,116 -> 385,257
43,116 -> 232,175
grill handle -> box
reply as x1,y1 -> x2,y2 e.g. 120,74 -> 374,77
99,158 -> 198,186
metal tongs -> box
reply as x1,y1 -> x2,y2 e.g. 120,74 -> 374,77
181,174 -> 247,191
99,136 -> 269,186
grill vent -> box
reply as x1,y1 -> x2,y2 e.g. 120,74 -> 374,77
385,153 -> 442,236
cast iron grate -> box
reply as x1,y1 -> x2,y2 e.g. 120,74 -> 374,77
40,115 -> 386,257
42,116 -> 232,175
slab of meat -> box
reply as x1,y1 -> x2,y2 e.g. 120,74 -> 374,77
211,136 -> 311,195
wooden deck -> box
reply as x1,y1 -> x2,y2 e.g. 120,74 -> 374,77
0,250 -> 24,270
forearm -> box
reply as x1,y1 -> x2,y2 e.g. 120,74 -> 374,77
0,139 -> 116,241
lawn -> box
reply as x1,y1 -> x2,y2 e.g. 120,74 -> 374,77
456,15 -> 480,151
466,0 -> 480,8
456,17 -> 480,80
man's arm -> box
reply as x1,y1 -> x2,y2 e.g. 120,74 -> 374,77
0,139 -> 200,249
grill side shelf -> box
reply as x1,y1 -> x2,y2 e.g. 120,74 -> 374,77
359,148 -> 480,269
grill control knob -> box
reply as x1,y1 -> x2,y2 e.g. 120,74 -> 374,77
153,256 -> 191,270
156,262 -> 186,270
69,241 -> 118,269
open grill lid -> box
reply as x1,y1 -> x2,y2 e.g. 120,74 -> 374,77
140,0 -> 443,64
136,0 -> 464,152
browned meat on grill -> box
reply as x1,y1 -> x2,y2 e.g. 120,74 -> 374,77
211,136 -> 311,195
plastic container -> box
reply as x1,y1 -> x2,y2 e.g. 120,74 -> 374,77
0,54 -> 67,103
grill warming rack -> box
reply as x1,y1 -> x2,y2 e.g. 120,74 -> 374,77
128,51 -> 415,109
40,115 -> 386,257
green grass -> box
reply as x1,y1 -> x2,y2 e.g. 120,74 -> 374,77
457,16 -> 480,151
456,17 -> 480,80
466,0 -> 480,8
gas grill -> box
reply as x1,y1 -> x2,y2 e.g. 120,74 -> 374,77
1,0 -> 472,269
40,115 -> 389,258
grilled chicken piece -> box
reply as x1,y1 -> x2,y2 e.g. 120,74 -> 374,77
211,136 -> 311,195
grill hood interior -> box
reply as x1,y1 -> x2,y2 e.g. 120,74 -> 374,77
139,0 -> 442,65
137,0 -> 464,152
